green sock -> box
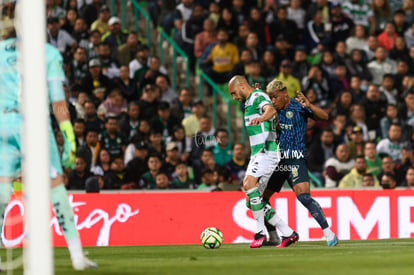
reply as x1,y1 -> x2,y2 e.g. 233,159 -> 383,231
50,184 -> 79,241
246,187 -> 265,234
0,183 -> 13,235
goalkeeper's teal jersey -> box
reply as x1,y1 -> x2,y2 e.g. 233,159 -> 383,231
244,89 -> 278,156
0,38 -> 66,112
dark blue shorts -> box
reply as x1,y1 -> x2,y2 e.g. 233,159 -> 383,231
267,158 -> 310,192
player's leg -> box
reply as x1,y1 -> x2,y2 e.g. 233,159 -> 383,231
49,130 -> 97,269
291,159 -> 338,246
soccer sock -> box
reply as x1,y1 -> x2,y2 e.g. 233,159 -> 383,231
265,222 -> 280,242
0,183 -> 13,237
51,184 -> 83,259
297,193 -> 331,237
246,187 -> 265,235
264,202 -> 294,236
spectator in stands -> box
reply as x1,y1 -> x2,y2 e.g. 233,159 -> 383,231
332,90 -> 353,117
389,36 -> 410,62
376,155 -> 396,181
90,4 -> 110,34
83,100 -> 104,134
392,9 -> 409,36
47,16 -> 77,56
371,0 -> 392,34
138,84 -> 159,121
349,75 -> 365,103
203,28 -> 239,84
73,118 -> 86,147
364,141 -> 383,178
245,61 -> 266,89
170,162 -> 196,189
217,166 -> 241,191
291,46 -> 310,81
102,16 -> 128,60
191,115 -> 216,159
276,59 -> 301,98
67,155 -> 93,190
129,44 -> 149,78
324,144 -> 355,188
72,18 -> 89,49
346,25 -> 369,54
244,32 -> 263,61
212,128 -> 232,166
117,32 -> 140,67
162,142 -> 181,179
71,46 -> 88,84
97,42 -> 120,79
361,173 -> 378,187
119,102 -> 140,142
330,3 -> 355,49
377,21 -> 398,51
155,74 -> 177,105
77,128 -> 100,172
225,143 -> 248,185
134,56 -> 164,91
347,125 -> 366,159
396,141 -> 414,183
197,168 -> 218,191
306,0 -> 331,23
148,129 -> 165,159
331,113 -> 347,144
342,0 -> 376,35
308,128 -> 335,184
166,125 -> 191,163
46,0 -> 66,19
303,9 -> 330,54
367,46 -> 397,85
155,172 -> 170,190
339,155 -> 379,188
97,88 -> 127,119
150,101 -> 181,141
403,166 -> 414,187
80,58 -> 113,103
361,84 -> 387,138
345,49 -> 373,82
349,103 -> 369,140
86,30 -> 101,60
193,148 -> 218,184
182,99 -> 205,137
287,0 -> 306,34
102,156 -> 128,189
80,0 -> 101,27
139,154 -> 162,189
329,63 -> 350,101
404,22 -> 414,48
380,172 -> 397,189
380,104 -> 399,138
61,8 -> 78,35
246,7 -> 266,48
320,50 -> 336,78
216,8 -> 238,42
171,88 -> 193,121
233,24 -> 250,49
377,123 -> 402,162
230,48 -> 253,77
379,74 -> 398,105
194,18 -> 217,60
124,140 -> 149,186
100,116 -> 126,159
302,65 -> 330,103
113,66 -> 138,102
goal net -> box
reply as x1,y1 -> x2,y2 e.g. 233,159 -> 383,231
1,1 -> 53,274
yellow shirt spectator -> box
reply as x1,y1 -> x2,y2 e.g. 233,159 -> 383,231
210,42 -> 239,73
276,59 -> 301,98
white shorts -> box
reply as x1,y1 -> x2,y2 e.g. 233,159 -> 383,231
245,151 -> 280,195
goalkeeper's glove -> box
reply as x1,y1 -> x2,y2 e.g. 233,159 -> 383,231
59,120 -> 76,169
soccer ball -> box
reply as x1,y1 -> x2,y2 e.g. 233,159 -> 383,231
200,227 -> 223,249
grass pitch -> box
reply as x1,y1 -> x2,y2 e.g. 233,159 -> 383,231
3,239 -> 414,274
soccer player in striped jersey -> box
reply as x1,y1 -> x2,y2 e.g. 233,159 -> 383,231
0,3 -> 96,270
265,79 -> 338,247
228,76 -> 296,248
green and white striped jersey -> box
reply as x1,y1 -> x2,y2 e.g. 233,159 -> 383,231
244,89 -> 278,156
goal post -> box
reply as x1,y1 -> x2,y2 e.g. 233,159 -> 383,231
19,0 -> 53,274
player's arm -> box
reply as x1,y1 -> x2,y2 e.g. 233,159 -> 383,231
250,104 -> 276,125
296,90 -> 328,121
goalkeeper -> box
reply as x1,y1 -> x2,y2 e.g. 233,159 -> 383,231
0,4 -> 96,270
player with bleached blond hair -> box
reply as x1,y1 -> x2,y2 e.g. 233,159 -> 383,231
265,78 -> 338,247
0,2 -> 96,270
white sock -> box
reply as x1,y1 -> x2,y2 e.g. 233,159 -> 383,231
268,214 -> 294,237
323,228 -> 335,240
67,237 -> 84,261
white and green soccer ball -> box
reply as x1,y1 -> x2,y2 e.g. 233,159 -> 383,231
200,227 -> 223,249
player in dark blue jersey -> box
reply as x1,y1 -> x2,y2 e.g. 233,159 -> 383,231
264,79 -> 338,247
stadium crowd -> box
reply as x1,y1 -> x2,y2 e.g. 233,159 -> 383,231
4,0 -> 414,191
